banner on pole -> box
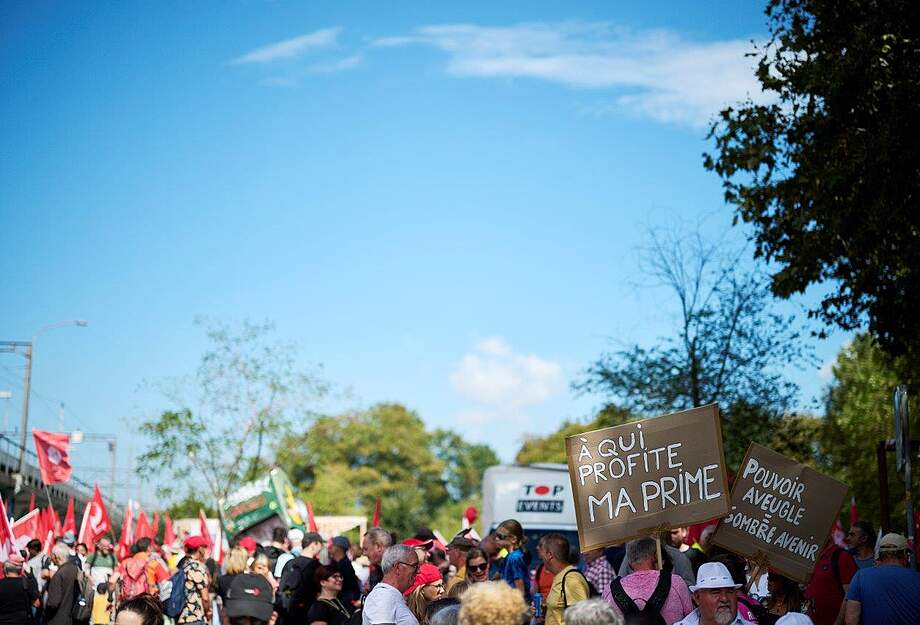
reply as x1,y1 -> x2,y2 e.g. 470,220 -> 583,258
566,404 -> 731,551
711,443 -> 848,584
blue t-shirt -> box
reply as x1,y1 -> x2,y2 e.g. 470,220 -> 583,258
846,564 -> 920,625
501,548 -> 531,602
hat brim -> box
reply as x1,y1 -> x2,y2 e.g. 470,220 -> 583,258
690,582 -> 742,592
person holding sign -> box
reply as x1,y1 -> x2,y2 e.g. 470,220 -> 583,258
674,562 -> 755,625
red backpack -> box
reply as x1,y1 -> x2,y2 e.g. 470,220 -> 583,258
120,558 -> 151,601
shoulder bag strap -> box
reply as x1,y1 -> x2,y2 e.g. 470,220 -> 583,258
609,577 -> 640,615
644,571 -> 672,612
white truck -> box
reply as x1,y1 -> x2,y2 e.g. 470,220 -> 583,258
480,463 -> 580,565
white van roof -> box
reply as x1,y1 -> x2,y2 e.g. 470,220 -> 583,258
480,464 -> 577,532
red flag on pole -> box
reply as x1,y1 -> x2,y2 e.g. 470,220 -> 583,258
12,508 -> 41,541
32,429 -> 72,485
51,506 -> 62,536
198,509 -> 213,550
0,497 -> 15,562
62,496 -> 76,535
306,502 -> 318,533
849,496 -> 859,526
77,501 -> 92,547
832,519 -> 846,547
372,497 -> 381,528
135,508 -> 154,540
163,513 -> 176,547
28,493 -> 36,514
86,484 -> 111,544
117,500 -> 134,560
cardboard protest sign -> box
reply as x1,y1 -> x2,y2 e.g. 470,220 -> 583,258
712,443 -> 848,584
566,404 -> 731,552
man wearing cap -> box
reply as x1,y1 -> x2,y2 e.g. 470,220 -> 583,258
177,535 -> 212,625
844,532 -> 920,625
0,553 -> 41,624
331,535 -> 361,607
674,562 -> 755,625
362,544 -> 420,625
445,529 -> 474,592
61,531 -> 82,567
402,538 -> 433,564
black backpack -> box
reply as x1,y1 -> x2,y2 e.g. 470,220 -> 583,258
276,556 -> 318,616
609,572 -> 671,625
560,569 -> 598,608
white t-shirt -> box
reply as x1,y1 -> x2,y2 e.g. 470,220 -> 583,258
362,582 -> 419,625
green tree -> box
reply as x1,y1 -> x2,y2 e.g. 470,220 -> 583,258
516,405 -> 635,465
137,319 -> 327,505
705,0 -> 920,372
821,334 -> 912,528
276,403 -> 497,537
576,229 -> 814,467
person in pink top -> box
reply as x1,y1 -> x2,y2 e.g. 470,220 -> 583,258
603,537 -> 693,624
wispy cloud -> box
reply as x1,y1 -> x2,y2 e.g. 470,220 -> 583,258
232,27 -> 342,64
374,22 -> 770,128
450,337 -> 563,408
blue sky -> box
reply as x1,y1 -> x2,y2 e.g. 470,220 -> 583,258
1,1 -> 849,505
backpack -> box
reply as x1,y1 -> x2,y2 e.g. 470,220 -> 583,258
609,571 -> 671,625
162,564 -> 188,618
71,568 -> 95,624
560,569 -> 596,608
120,558 -> 150,601
276,556 -> 317,615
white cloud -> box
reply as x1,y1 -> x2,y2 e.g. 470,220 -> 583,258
450,337 -> 563,408
374,22 -> 771,128
232,27 -> 342,64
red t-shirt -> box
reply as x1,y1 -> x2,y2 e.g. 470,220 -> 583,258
805,544 -> 857,625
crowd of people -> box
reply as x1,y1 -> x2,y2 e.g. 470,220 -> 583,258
1,515 -> 917,625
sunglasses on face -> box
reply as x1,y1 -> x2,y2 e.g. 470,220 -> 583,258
468,563 -> 488,573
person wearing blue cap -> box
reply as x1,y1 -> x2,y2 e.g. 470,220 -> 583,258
330,536 -> 361,607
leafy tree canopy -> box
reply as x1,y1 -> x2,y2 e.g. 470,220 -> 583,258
705,0 -> 920,369
276,402 -> 498,538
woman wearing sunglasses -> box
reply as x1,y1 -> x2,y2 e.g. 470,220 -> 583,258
495,519 -> 532,602
308,565 -> 353,625
404,563 -> 446,623
465,548 -> 490,584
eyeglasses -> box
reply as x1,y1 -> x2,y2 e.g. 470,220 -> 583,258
468,563 -> 488,573
397,561 -> 420,572
329,574 -> 343,580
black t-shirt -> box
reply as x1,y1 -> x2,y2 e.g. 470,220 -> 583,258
218,573 -> 239,601
0,576 -> 38,624
306,597 -> 351,625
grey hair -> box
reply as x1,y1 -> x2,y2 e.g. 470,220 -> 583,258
365,527 -> 394,548
52,542 -> 71,562
381,544 -> 414,574
626,537 -> 658,567
430,604 -> 461,625
564,598 -> 624,625
2,561 -> 22,575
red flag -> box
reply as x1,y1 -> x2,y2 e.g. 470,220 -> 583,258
117,500 -> 134,560
28,493 -> 36,513
77,501 -> 92,547
86,484 -> 111,544
198,509 -> 213,549
0,497 -> 15,561
51,506 -> 62,536
135,508 -> 154,540
306,502 -> 318,533
41,529 -> 54,555
62,496 -> 76,535
849,497 -> 858,526
163,513 -> 176,547
32,429 -> 72,485
152,512 -> 160,540
12,508 -> 41,540
372,497 -> 381,528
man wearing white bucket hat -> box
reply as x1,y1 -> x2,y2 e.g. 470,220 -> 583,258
674,562 -> 755,625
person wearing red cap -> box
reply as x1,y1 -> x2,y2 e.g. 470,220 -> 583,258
402,538 -> 433,565
238,535 -> 258,556
404,563 -> 445,623
0,553 -> 40,624
177,535 -> 212,625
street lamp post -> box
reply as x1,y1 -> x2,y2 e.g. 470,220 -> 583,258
7,320 -> 88,478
